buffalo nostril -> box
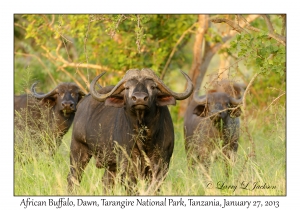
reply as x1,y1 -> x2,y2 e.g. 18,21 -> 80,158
62,102 -> 74,108
132,92 -> 148,103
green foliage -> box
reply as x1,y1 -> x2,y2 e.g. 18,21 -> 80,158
14,14 -> 196,94
221,15 -> 286,108
205,27 -> 223,44
248,71 -> 286,107
14,15 -> 286,110
227,17 -> 286,76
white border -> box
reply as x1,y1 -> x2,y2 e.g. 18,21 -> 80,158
3,0 -> 297,209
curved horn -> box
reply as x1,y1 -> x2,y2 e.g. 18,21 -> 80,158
233,82 -> 247,90
229,94 -> 243,106
154,70 -> 194,100
31,82 -> 58,99
193,91 -> 207,104
230,83 -> 245,105
90,72 -> 126,102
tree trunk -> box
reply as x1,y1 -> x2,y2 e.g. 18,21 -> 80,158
218,53 -> 230,80
189,15 -> 209,85
178,15 -> 209,117
178,15 -> 260,117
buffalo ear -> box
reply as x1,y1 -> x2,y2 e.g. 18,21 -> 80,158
193,104 -> 206,117
156,94 -> 176,106
39,95 -> 57,107
105,94 -> 124,108
207,89 -> 217,93
229,106 -> 242,117
78,91 -> 86,102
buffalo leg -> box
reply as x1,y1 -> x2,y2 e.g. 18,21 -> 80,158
67,139 -> 91,192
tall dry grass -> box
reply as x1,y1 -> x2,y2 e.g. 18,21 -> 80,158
14,100 -> 285,196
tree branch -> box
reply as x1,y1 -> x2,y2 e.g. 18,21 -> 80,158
14,52 -> 57,86
243,72 -> 259,110
212,15 -> 286,46
194,15 -> 260,96
160,22 -> 198,79
49,14 -> 55,27
265,92 -> 286,111
211,18 -> 249,34
110,14 -> 127,38
74,68 -> 89,86
40,44 -> 111,71
245,24 -> 286,46
136,14 -> 142,53
191,15 -> 210,95
57,67 -> 88,94
14,22 -> 26,31
261,15 -> 275,34
84,15 -> 92,83
39,43 -> 113,91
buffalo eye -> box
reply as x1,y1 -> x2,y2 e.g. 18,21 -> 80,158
150,85 -> 156,90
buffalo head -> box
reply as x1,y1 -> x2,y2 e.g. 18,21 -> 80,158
90,68 -> 193,124
31,82 -> 86,116
15,82 -> 86,158
193,81 -> 244,123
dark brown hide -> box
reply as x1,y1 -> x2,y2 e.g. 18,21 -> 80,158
184,80 -> 245,174
14,83 -> 85,154
68,69 -> 193,194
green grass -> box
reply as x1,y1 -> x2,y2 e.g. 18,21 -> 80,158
14,104 -> 286,196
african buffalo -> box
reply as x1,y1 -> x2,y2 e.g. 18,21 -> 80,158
67,68 -> 193,194
184,80 -> 245,175
14,82 -> 85,154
